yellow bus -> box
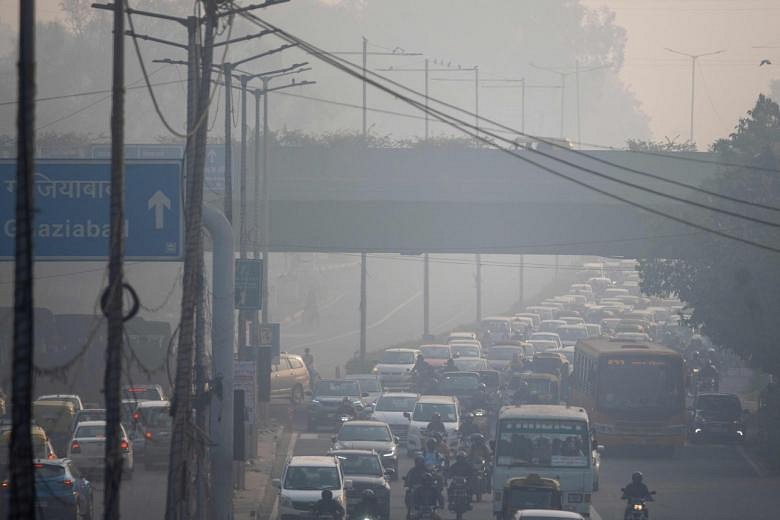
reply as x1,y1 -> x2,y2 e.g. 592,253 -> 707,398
571,338 -> 686,452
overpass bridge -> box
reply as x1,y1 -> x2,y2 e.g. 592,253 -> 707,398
231,146 -> 721,258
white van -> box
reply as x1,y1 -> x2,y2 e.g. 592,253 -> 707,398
405,395 -> 460,456
273,455 -> 350,518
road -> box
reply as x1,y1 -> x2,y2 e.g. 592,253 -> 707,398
90,464 -> 168,519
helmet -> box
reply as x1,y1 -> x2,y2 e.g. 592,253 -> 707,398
632,472 -> 643,484
321,489 -> 333,500
414,455 -> 425,467
422,472 -> 434,485
456,451 -> 467,463
361,489 -> 376,502
470,433 -> 485,445
432,412 -> 441,421
463,413 -> 474,422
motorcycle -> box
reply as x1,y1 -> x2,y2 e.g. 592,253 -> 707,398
621,489 -> 655,520
447,476 -> 472,520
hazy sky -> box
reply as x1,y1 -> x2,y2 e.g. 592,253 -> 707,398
0,0 -> 778,148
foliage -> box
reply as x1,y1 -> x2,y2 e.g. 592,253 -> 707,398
626,137 -> 696,153
637,95 -> 780,376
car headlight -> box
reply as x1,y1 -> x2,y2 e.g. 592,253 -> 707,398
372,367 -> 379,374
280,496 -> 293,508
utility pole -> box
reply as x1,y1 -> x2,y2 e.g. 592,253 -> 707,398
475,254 -> 482,323
425,58 -> 429,139
362,36 -> 367,135
423,253 -> 430,339
103,0 -> 126,517
10,0 -> 36,517
664,47 -> 725,146
224,63 -> 234,223
473,78 -> 562,139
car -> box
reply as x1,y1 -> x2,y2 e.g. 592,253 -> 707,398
329,449 -> 392,519
453,357 -> 490,372
514,510 -> 585,519
690,393 -> 745,443
514,312 -> 542,329
0,425 -> 57,474
135,400 -> 171,470
583,323 -> 602,338
511,317 -> 535,338
271,352 -> 311,404
531,352 -> 570,378
481,317 -> 515,344
331,420 -> 399,478
418,344 -> 453,368
122,384 -> 166,402
372,348 -> 420,389
308,379 -> 369,432
524,306 -> 554,321
539,320 -> 567,334
486,344 -> 529,370
369,392 -> 418,445
560,346 -> 575,365
72,409 -> 107,434
273,455 -> 349,519
556,325 -> 588,348
559,316 -> 585,326
447,331 -> 478,343
405,395 -> 460,456
33,399 -> 77,455
450,343 -> 483,359
528,340 -> 559,355
68,420 -> 134,478
343,374 -> 383,406
434,371 -> 488,412
36,394 -> 84,411
529,332 -> 562,350
0,459 -> 94,519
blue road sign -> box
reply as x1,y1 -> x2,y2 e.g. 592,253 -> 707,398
0,160 -> 183,260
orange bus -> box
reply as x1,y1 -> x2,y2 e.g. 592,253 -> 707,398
571,338 -> 686,453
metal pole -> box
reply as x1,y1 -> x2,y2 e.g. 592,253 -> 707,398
360,252 -> 367,367
518,255 -> 525,308
240,76 -> 248,259
521,78 -> 526,135
475,254 -> 482,323
204,205 -> 235,520
253,89 -> 261,261
424,58 -> 429,140
475,66 -> 480,143
223,63 -> 233,223
103,0 -> 125,516
559,74 -> 566,139
423,253 -> 430,339
261,78 -> 270,324
10,0 -> 36,517
690,57 -> 696,145
575,60 -> 581,147
362,36 -> 367,136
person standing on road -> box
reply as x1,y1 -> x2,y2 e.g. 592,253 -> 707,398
303,347 -> 318,388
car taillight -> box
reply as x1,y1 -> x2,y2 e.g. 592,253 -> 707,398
47,453 -> 56,460
120,440 -> 129,451
132,412 -> 141,422
1,480 -> 8,488
62,479 -> 73,488
70,440 -> 81,453
144,431 -> 153,440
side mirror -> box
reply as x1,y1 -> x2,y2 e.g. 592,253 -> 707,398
272,478 -> 281,489
344,479 -> 354,490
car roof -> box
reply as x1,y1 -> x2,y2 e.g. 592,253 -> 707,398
516,511 -> 584,519
378,392 -> 418,398
383,348 -> 420,353
75,420 -> 106,427
138,400 -> 171,408
420,344 -> 451,349
415,395 -> 457,404
288,455 -> 338,467
340,420 -> 389,427
329,449 -> 379,456
499,404 -> 588,421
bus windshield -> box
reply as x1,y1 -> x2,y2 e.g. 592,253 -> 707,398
599,357 -> 683,416
496,419 -> 589,468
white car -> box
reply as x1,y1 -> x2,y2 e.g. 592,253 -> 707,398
528,340 -> 559,354
486,345 -> 528,370
446,331 -> 478,343
67,420 -> 134,478
453,357 -> 489,372
273,455 -> 349,518
405,395 -> 460,456
557,325 -> 588,348
529,332 -> 562,350
514,511 -> 585,520
370,392 -> 419,445
372,348 -> 420,389
449,343 -> 483,359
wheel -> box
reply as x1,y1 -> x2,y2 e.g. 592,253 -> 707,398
291,385 -> 304,404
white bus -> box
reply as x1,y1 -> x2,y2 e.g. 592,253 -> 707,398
492,405 -> 596,518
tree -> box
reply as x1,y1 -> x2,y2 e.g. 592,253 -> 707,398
638,95 -> 780,376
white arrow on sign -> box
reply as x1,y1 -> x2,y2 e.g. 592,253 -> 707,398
147,190 -> 171,230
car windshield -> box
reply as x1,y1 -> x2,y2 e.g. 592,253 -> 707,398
505,488 -> 558,511
75,425 -> 106,438
455,359 -> 486,371
451,345 -> 480,357
34,464 -> 65,480
496,419 -> 589,468
375,396 -> 417,412
488,348 -> 521,361
283,466 -> 341,491
347,378 -> 380,392
76,411 -> 106,423
599,356 -> 684,416
529,341 -> 556,353
558,327 -> 587,342
439,374 -> 480,391
412,403 -> 457,422
316,380 -> 360,396
696,395 -> 741,418
421,346 -> 450,359
483,320 -> 509,332
380,351 -> 415,364
335,453 -> 383,476
338,424 -> 391,442
140,407 -> 172,429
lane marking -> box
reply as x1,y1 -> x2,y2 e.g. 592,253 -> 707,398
270,431 -> 299,519
738,445 -> 767,477
590,506 -> 603,520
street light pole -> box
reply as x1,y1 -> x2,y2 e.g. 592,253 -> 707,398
664,47 -> 726,145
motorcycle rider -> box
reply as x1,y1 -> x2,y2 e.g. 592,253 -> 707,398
312,489 -> 345,519
423,437 -> 447,468
405,455 -> 428,488
413,354 -> 436,393
426,412 -> 447,437
700,361 -> 720,390
337,396 -> 356,418
444,356 -> 458,372
447,451 -> 476,479
459,413 -> 481,439
467,433 -> 492,466
622,471 -> 652,501
410,472 -> 444,516
350,489 -> 383,519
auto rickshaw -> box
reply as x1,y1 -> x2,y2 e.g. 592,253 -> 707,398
505,372 -> 561,405
501,474 -> 562,519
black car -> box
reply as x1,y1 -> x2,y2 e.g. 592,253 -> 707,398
434,372 -> 487,413
329,449 -> 392,520
308,379 -> 369,431
690,393 -> 744,443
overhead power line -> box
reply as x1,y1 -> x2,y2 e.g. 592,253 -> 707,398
238,12 -> 780,254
